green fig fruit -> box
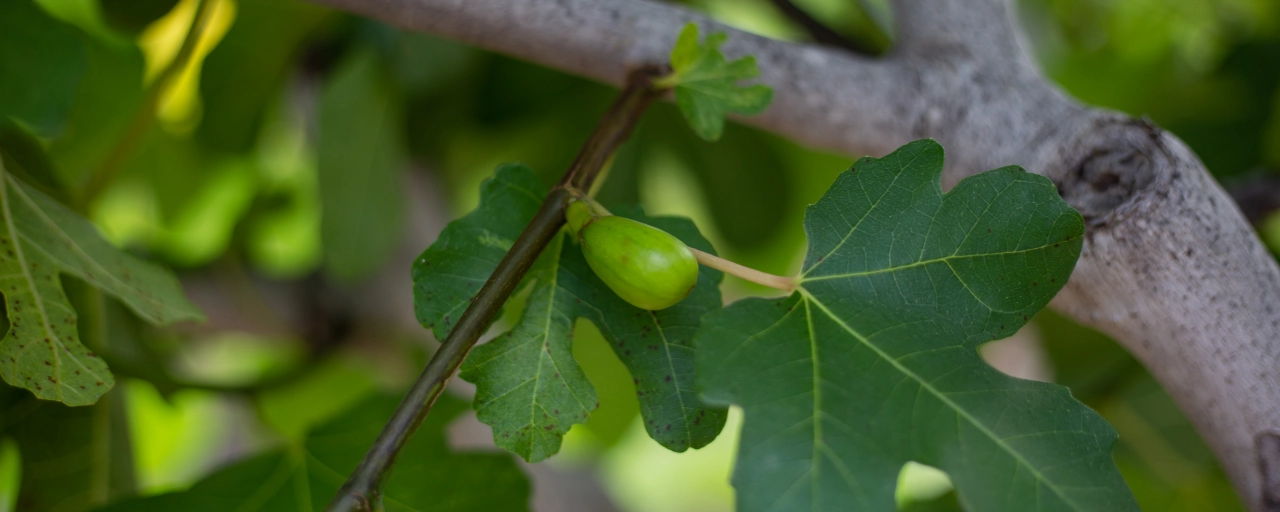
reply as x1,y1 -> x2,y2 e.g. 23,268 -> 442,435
565,200 -> 698,310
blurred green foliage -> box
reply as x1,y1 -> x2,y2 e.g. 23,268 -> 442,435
0,0 -> 86,138
1022,0 -> 1280,179
96,394 -> 529,512
316,47 -> 404,282
0,0 -> 1276,510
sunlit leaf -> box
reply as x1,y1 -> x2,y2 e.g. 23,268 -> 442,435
696,140 -> 1137,511
413,164 -> 727,462
0,164 -> 203,406
94,393 -> 529,512
657,23 -> 772,141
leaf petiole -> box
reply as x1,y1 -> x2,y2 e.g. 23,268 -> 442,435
689,248 -> 795,292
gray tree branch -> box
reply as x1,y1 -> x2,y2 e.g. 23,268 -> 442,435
306,0 -> 1280,509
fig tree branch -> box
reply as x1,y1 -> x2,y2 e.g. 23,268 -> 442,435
324,69 -> 663,512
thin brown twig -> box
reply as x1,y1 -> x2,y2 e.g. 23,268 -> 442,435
324,68 -> 664,512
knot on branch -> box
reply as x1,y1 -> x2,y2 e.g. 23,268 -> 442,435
1057,117 -> 1163,225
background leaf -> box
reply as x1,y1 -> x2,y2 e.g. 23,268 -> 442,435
0,169 -> 203,406
98,0 -> 180,35
696,140 -> 1137,511
196,0 -> 331,155
0,120 -> 65,198
94,392 -> 529,512
660,24 -> 772,141
0,383 -> 135,512
413,164 -> 727,462
46,35 -> 146,188
0,0 -> 86,137
317,47 -> 406,283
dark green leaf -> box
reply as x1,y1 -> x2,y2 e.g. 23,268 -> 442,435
657,23 -> 772,141
0,0 -> 86,137
0,383 -> 135,511
697,140 -> 1136,511
317,48 -> 405,282
0,165 -> 204,406
99,0 -> 179,34
47,36 -> 145,187
0,120 -> 64,198
94,393 -> 529,512
413,164 -> 727,461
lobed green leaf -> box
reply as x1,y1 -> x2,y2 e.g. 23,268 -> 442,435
696,140 -> 1138,511
0,165 -> 204,406
413,164 -> 727,461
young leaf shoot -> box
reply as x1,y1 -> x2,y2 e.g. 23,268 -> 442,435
655,23 -> 774,141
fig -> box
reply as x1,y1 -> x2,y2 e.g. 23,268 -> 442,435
566,200 -> 698,310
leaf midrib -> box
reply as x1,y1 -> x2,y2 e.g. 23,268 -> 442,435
526,238 -> 590,452
1,172 -> 74,401
798,288 -> 1082,510
798,239 -> 1076,284
650,310 -> 695,446
801,153 -> 920,279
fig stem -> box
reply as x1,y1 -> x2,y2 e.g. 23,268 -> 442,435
690,248 -> 795,292
565,189 -> 613,218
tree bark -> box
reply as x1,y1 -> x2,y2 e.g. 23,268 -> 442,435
304,0 -> 1280,509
